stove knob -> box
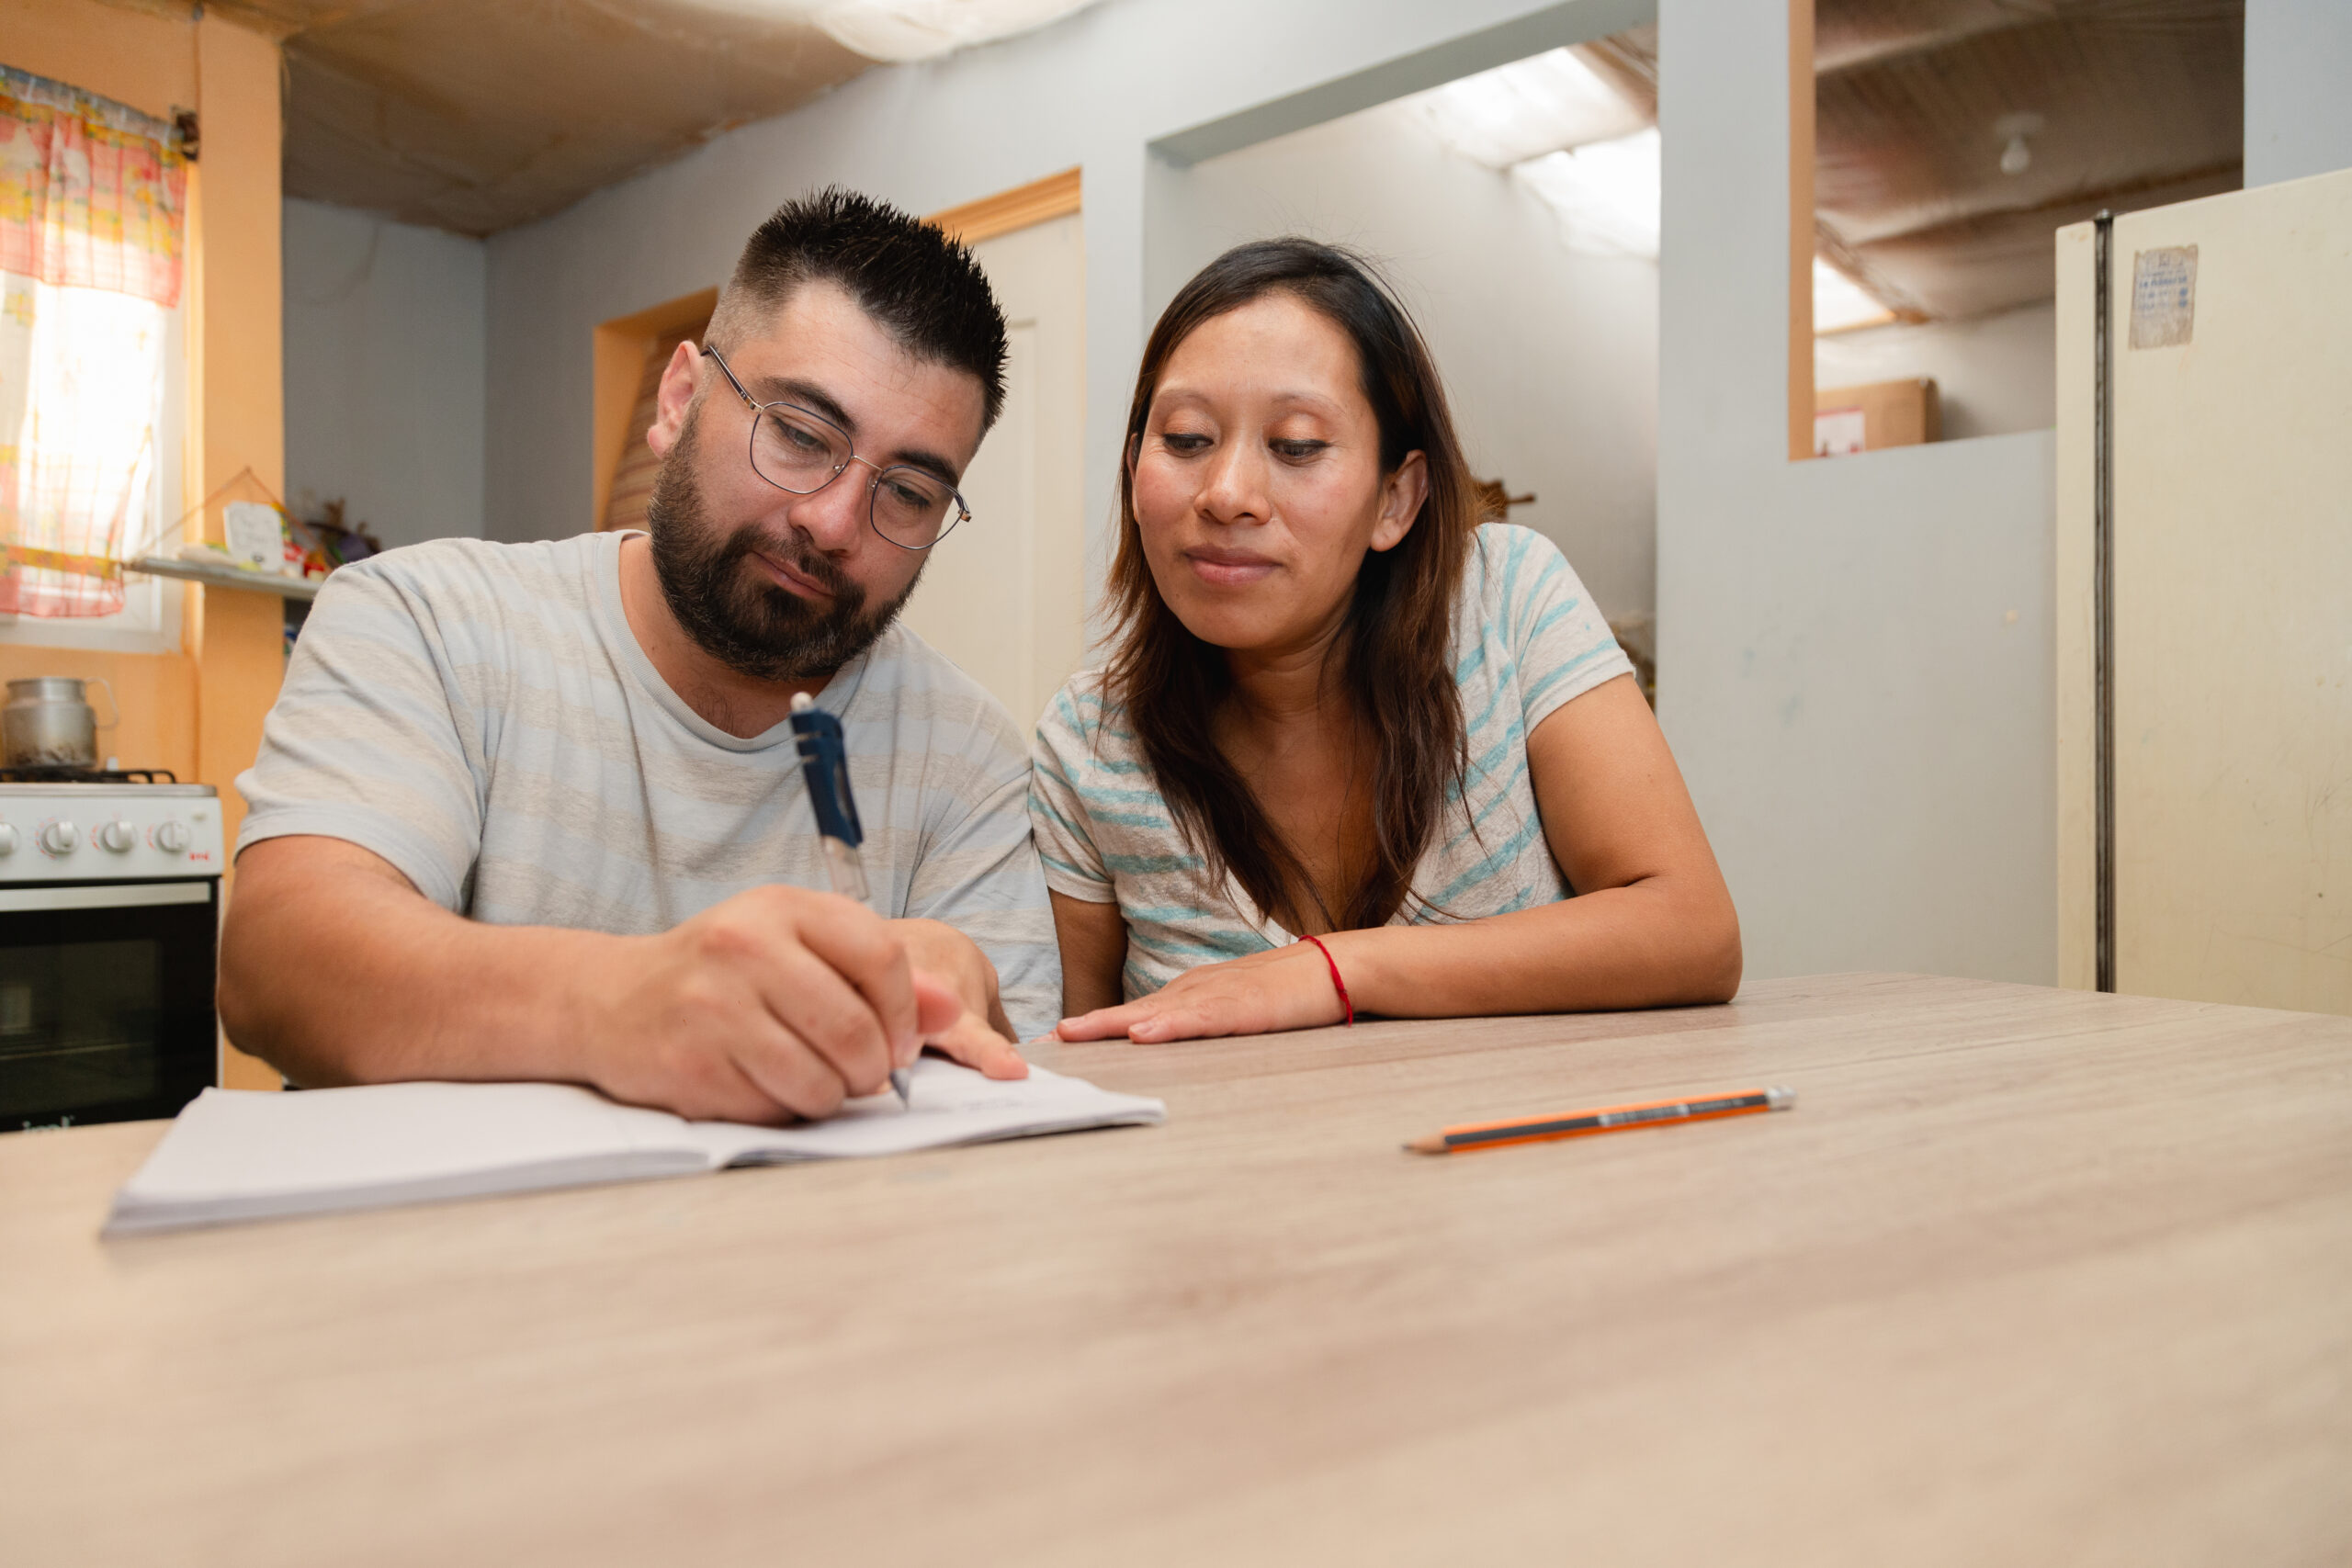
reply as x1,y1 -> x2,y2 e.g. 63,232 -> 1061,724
154,820 -> 191,854
39,819 -> 77,855
96,818 -> 137,852
0,823 -> 15,855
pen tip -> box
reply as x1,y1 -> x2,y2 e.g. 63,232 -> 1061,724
891,1068 -> 912,1110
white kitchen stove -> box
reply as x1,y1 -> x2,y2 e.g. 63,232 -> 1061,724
0,773 -> 225,1130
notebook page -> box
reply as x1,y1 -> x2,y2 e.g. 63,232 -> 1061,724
105,1081 -> 707,1235
688,1057 -> 1167,1165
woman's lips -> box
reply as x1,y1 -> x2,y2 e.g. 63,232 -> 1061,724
1182,548 -> 1278,588
752,547 -> 835,601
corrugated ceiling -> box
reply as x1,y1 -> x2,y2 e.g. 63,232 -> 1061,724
249,0 -> 873,236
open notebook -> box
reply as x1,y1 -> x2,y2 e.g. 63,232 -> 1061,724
105,1057 -> 1166,1235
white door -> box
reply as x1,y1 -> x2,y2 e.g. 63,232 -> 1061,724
2056,169 -> 2352,1011
899,211 -> 1087,736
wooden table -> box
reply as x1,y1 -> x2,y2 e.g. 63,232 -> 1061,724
4,974 -> 2348,1564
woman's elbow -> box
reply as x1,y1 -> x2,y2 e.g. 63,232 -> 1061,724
1702,893 -> 1740,1006
1674,893 -> 1742,1006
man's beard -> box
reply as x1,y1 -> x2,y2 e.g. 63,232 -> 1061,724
645,419 -> 923,682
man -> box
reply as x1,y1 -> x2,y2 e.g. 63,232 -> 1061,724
220,188 -> 1056,1125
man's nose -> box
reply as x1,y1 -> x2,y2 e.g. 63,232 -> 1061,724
786,466 -> 870,550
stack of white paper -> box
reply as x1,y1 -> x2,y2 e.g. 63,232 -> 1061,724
106,1058 -> 1165,1235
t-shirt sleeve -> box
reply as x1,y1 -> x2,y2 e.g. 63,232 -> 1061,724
233,560 -> 486,910
900,707 -> 1065,1045
1027,681 -> 1116,904
1486,525 -> 1634,732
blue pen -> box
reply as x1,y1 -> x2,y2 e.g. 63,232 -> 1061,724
789,693 -> 911,1110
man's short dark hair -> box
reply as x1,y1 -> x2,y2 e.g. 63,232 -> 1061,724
709,186 -> 1008,431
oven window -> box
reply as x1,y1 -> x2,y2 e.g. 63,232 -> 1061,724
0,938 -> 164,1118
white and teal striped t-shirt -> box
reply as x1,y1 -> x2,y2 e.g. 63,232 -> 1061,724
1030,524 -> 1634,1001
237,530 -> 1060,1041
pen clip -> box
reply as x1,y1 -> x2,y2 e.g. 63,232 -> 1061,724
788,702 -> 864,848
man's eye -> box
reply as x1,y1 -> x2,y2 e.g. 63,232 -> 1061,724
887,481 -> 933,511
764,415 -> 828,455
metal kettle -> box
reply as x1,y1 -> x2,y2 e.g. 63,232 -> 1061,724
2,677 -> 119,770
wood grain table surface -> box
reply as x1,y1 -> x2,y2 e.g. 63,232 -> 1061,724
3,973 -> 2348,1566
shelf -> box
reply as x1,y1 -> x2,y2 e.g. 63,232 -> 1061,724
124,555 -> 322,602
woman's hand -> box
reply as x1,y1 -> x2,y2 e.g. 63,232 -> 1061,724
1052,941 -> 1348,1043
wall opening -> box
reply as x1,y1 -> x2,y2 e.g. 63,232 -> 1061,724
1799,0 -> 2245,460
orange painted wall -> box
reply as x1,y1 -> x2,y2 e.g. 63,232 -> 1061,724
2,0 -> 288,1089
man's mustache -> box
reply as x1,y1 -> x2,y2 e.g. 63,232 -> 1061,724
726,525 -> 861,604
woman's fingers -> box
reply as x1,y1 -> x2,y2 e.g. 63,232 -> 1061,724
1053,1002 -> 1152,1041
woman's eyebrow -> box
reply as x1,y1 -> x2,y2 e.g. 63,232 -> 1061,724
1154,384 -> 1347,414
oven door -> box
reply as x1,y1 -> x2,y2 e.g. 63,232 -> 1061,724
0,880 -> 219,1131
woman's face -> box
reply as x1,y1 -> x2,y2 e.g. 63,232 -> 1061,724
1129,292 -> 1427,658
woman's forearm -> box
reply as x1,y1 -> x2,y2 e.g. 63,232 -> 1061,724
1322,874 -> 1741,1019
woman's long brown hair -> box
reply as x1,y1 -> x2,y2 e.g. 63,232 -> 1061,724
1105,239 -> 1478,932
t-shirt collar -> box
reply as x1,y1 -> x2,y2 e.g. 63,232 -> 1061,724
592,529 -> 873,752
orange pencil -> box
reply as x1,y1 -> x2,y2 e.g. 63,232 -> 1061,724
1406,1086 -> 1795,1155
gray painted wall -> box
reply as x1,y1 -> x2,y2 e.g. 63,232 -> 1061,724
2246,0 -> 2352,187
1656,0 -> 2057,985
283,198 -> 487,547
1153,103 -> 1658,623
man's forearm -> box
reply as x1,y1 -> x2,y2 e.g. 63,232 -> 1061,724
220,837 -> 621,1089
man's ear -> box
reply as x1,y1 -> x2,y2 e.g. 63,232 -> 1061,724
645,340 -> 707,460
1370,450 -> 1430,553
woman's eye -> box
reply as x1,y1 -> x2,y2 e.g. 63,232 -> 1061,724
1159,432 -> 1212,455
1272,440 -> 1329,461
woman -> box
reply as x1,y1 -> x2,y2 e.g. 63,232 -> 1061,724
1032,239 -> 1738,1043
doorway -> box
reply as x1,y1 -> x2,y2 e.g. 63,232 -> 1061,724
899,171 -> 1088,732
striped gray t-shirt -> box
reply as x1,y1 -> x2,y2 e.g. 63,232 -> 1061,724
1030,524 -> 1633,1001
237,530 -> 1060,1040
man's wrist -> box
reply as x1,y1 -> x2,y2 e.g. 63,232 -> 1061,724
529,927 -> 639,1090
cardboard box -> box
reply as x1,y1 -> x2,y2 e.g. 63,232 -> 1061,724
1815,378 -> 1940,457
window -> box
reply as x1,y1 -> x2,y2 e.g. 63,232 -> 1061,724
0,67 -> 189,652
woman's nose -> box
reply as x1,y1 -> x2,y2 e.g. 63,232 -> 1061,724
1195,441 -> 1268,525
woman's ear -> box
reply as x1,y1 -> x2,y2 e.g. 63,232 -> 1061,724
645,339 -> 707,460
1371,450 -> 1430,553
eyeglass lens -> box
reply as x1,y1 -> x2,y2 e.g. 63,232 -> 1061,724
749,407 -> 967,547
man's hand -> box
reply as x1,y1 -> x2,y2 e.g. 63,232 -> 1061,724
221,839 -> 1026,1127
581,886 -> 968,1123
888,918 -> 1029,1081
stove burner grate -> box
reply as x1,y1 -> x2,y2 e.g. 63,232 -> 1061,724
0,766 -> 181,784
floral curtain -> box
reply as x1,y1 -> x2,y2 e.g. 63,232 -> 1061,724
0,67 -> 186,617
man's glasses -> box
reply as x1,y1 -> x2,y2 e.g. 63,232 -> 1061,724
700,344 -> 971,551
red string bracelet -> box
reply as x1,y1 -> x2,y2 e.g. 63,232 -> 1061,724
1298,933 -> 1354,1026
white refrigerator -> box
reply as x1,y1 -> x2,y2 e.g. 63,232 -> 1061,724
2055,166 -> 2352,1013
